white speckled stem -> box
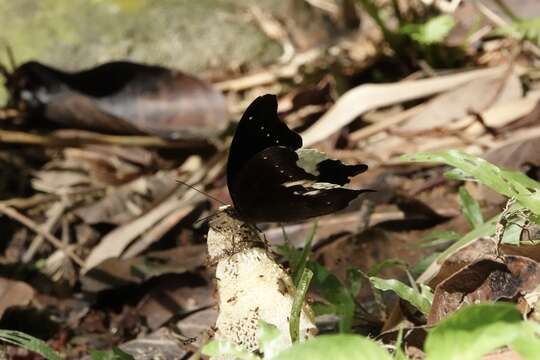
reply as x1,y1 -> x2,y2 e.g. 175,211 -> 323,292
207,209 -> 316,359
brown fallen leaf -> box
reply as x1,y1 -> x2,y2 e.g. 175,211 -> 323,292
427,237 -> 499,287
6,61 -> 228,140
138,277 -> 213,330
175,307 -> 218,345
482,348 -> 523,360
301,66 -> 507,146
398,69 -> 521,132
485,135 -> 540,176
428,255 -> 540,324
0,278 -> 35,319
81,245 -> 206,292
119,327 -> 191,360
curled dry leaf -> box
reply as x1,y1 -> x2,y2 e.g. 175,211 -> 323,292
485,135 -> 540,174
300,66 -> 506,146
427,237 -> 499,287
398,70 -> 522,132
6,61 -> 228,140
428,255 -> 540,325
0,278 -> 35,319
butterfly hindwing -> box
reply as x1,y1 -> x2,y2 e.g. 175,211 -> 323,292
231,146 -> 369,223
296,149 -> 368,185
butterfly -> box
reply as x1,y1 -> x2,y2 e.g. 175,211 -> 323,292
226,94 -> 369,223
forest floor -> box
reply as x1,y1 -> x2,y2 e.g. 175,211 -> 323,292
0,0 -> 540,359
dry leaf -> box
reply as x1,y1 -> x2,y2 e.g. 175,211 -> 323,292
428,255 -> 540,324
138,279 -> 213,330
301,66 -> 506,146
7,61 -> 228,140
119,327 -> 190,359
81,245 -> 206,292
399,71 -> 521,132
0,278 -> 35,319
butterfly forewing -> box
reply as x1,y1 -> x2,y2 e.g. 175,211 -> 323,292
227,95 -> 302,186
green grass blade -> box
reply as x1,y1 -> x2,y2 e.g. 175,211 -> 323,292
401,150 -> 540,215
292,221 -> 317,286
0,329 -> 63,360
459,186 -> 483,228
369,277 -> 432,315
290,268 -> 313,343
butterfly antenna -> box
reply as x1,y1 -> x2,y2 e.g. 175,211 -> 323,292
194,210 -> 222,226
176,179 -> 227,206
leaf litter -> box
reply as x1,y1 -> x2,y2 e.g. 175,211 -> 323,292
0,1 -> 540,359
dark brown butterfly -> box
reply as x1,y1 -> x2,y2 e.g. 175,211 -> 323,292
227,94 -> 370,223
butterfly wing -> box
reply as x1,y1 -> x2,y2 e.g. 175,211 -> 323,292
231,146 -> 369,223
227,95 -> 302,188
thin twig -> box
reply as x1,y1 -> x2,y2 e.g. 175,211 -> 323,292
22,202 -> 65,263
0,205 -> 84,266
0,129 -> 210,149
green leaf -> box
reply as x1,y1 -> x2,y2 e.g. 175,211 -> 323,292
367,258 -> 407,277
422,230 -> 461,242
89,348 -> 134,360
400,15 -> 456,44
437,211 -> 499,262
511,322 -> 540,360
425,303 -> 523,360
0,329 -> 63,360
346,268 -> 364,297
310,302 -> 336,317
202,340 -> 259,360
411,252 -> 440,277
309,261 -> 355,333
290,268 -> 313,343
292,222 -> 317,286
501,216 -> 526,245
258,321 -> 285,358
369,277 -> 432,315
494,17 -> 540,46
419,231 -> 460,248
459,186 -> 484,228
444,168 -> 474,181
273,334 -> 392,360
401,151 -> 540,215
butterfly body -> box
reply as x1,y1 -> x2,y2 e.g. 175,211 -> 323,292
227,94 -> 369,223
